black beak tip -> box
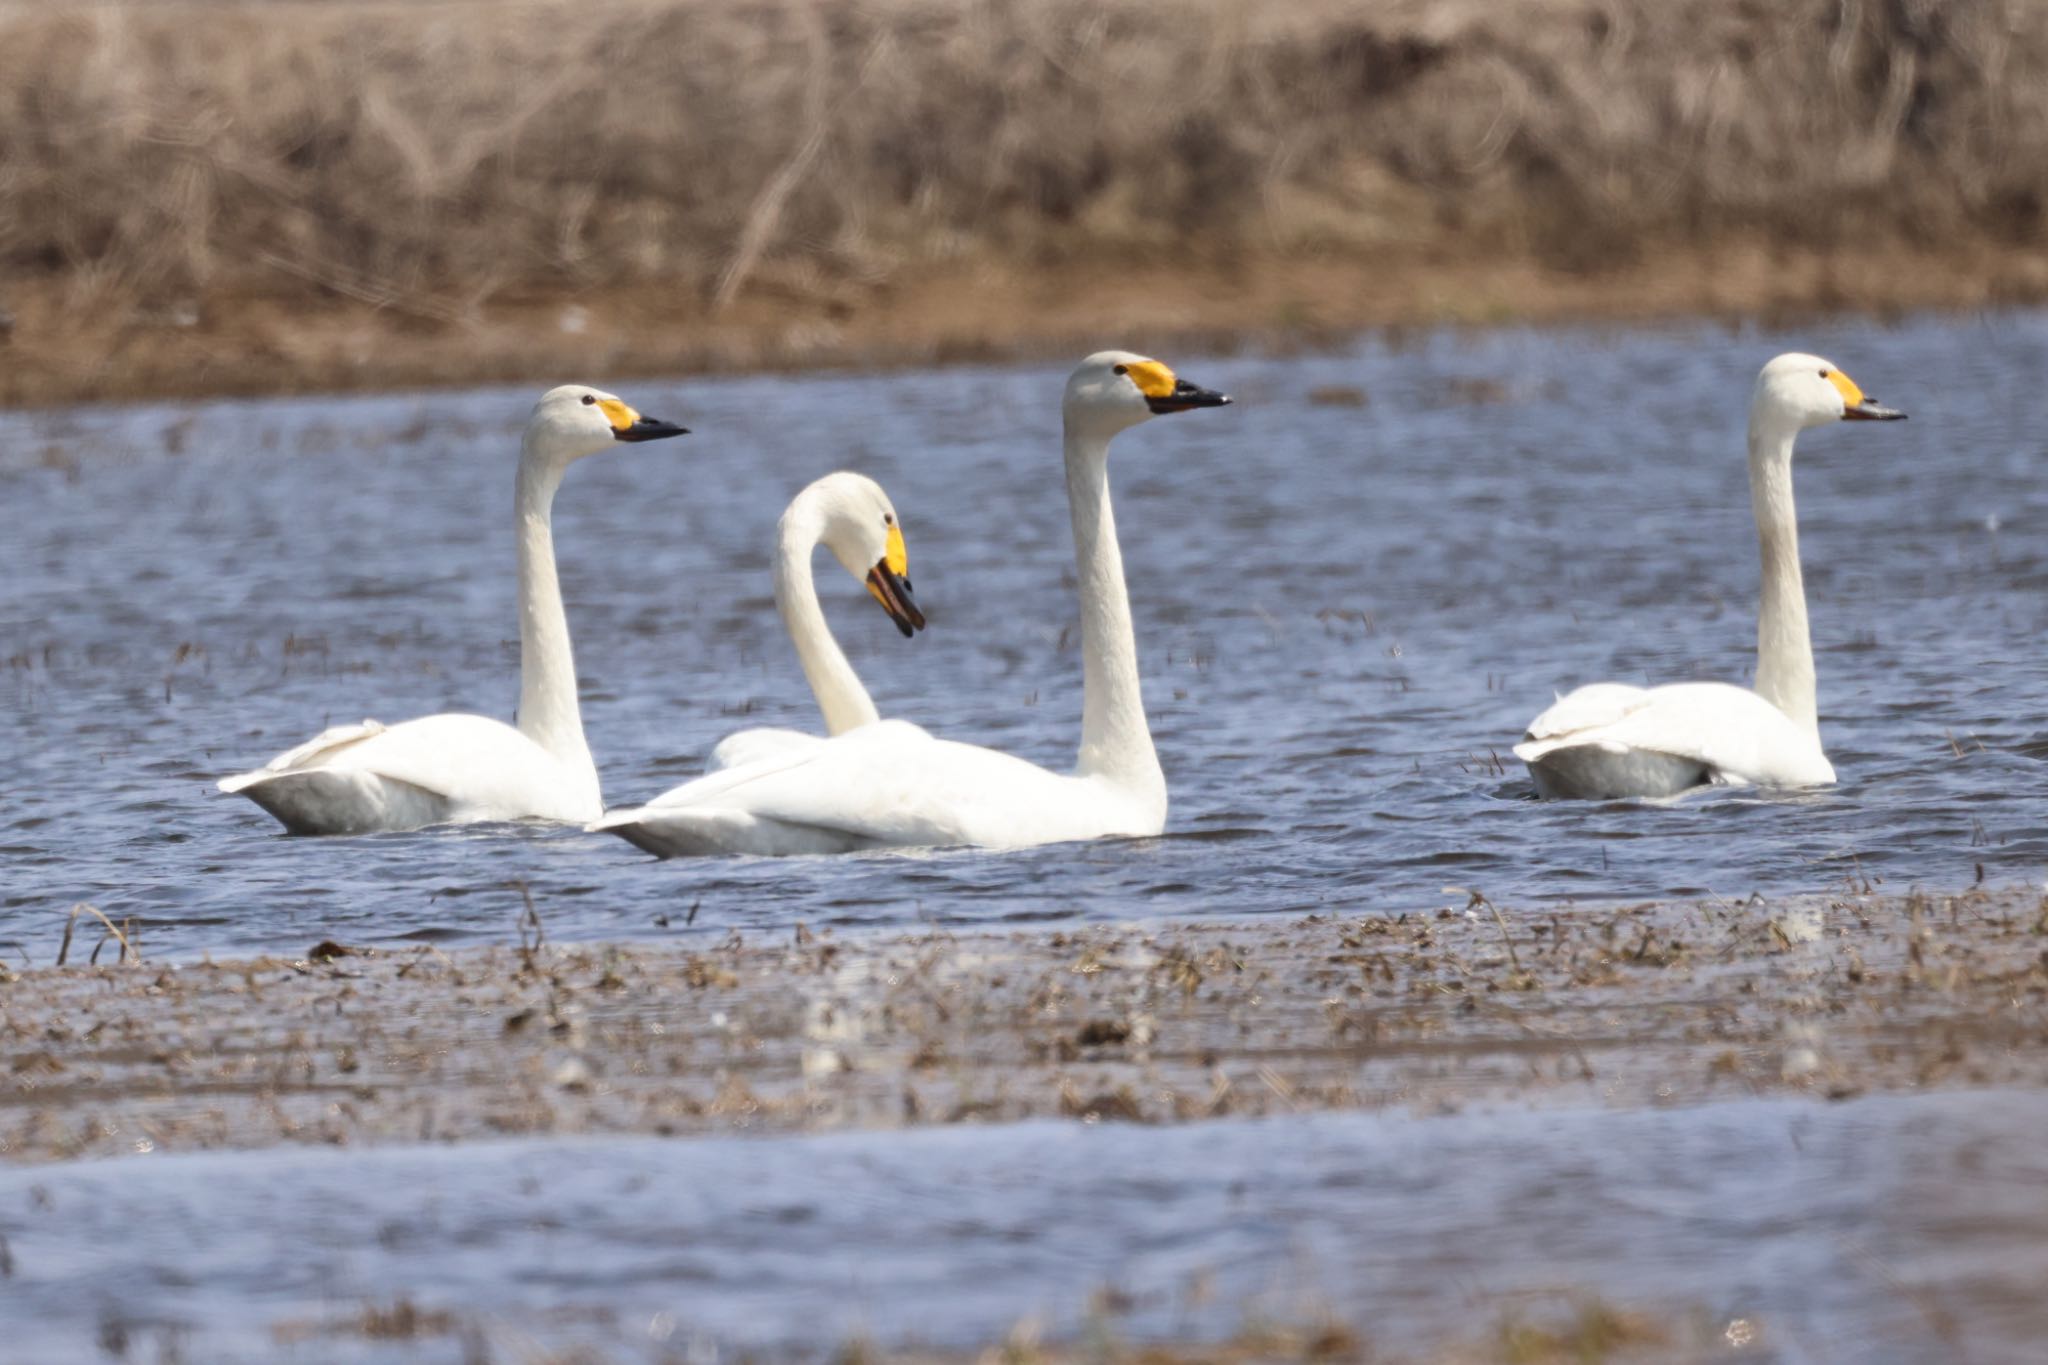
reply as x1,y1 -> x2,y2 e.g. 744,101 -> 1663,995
616,417 -> 690,441
1148,381 -> 1232,414
870,566 -> 925,636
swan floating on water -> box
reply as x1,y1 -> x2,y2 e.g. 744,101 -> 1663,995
1515,352 -> 1906,800
590,350 -> 1230,857
701,470 -> 925,773
218,385 -> 689,834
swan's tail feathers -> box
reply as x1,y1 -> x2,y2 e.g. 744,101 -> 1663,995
589,806 -> 863,859
216,768 -> 271,795
220,767 -> 450,836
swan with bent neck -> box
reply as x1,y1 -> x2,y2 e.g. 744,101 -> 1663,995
699,471 -> 926,773
591,351 -> 1231,857
218,384 -> 689,834
1515,352 -> 1906,799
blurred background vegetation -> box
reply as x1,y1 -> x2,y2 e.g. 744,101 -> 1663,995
2,0 -> 2045,403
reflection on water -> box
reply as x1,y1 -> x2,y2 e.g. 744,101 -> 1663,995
4,314 -> 2048,957
2,1091 -> 2044,1361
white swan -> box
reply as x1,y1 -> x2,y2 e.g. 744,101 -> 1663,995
1515,352 -> 1906,799
591,351 -> 1231,856
218,385 -> 689,834
700,471 -> 925,773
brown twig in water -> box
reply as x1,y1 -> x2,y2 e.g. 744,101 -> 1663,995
56,904 -> 137,968
510,880 -> 547,975
1456,887 -> 1526,979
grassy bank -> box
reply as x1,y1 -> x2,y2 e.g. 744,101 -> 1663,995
3,0 -> 2047,405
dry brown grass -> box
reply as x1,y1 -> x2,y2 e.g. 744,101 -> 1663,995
2,0 -> 2046,403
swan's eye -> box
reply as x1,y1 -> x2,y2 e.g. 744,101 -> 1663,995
581,394 -> 597,405
1113,364 -> 1128,376
883,513 -> 894,526
1817,369 -> 1829,379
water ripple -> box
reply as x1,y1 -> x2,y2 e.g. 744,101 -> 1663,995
4,315 -> 2048,956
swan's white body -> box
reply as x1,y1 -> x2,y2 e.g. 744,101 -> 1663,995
1516,353 -> 1904,800
593,351 -> 1231,857
1517,681 -> 1833,798
218,385 -> 689,834
597,719 -> 1165,856
699,471 -> 925,771
216,714 -> 601,833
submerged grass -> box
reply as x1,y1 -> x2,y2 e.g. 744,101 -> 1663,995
262,1291 -> 1692,1363
2,0 -> 2047,403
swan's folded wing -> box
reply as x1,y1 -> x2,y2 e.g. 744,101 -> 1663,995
706,727 -> 826,772
598,720 -> 1060,849
1517,684 -> 1653,753
1517,681 -> 1827,785
223,714 -> 560,804
218,719 -> 387,791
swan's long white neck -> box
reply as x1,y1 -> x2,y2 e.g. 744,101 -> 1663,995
774,505 -> 881,736
1064,424 -> 1165,801
513,447 -> 598,785
1746,414 -> 1818,735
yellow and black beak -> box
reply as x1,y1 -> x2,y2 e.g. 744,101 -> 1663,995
597,397 -> 690,442
1826,370 -> 1906,422
864,523 -> 925,638
1146,376 -> 1232,415
1123,359 -> 1233,415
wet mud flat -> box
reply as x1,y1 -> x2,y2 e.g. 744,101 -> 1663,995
4,886 -> 2045,1163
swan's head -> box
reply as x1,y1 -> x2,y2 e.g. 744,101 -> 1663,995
1753,353 -> 1906,432
792,471 -> 926,638
525,384 -> 690,463
1063,351 -> 1231,437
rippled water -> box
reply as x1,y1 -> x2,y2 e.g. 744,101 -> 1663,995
4,313 -> 2047,959
3,1091 -> 2044,1361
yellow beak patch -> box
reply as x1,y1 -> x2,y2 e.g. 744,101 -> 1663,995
1122,360 -> 1177,401
596,397 -> 641,433
867,523 -> 911,615
1824,369 -> 1866,410
867,524 -> 911,616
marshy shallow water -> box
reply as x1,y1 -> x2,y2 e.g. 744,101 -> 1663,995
4,313 -> 2047,959
4,1090 -> 2045,1361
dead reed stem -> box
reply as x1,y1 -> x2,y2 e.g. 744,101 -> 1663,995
55,904 -> 137,968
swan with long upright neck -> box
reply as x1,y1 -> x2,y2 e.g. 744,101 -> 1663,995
218,384 -> 689,834
700,471 -> 925,772
1514,352 -> 1906,799
591,351 -> 1230,856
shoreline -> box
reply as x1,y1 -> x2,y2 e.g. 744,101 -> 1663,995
10,0 -> 2048,412
8,244 -> 2048,410
4,885 -> 2042,1165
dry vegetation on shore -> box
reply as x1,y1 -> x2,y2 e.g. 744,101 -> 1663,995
3,0 -> 2047,404
4,886 -> 2044,1163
